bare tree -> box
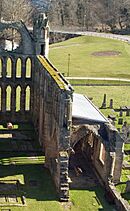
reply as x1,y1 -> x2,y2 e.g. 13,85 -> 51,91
1,0 -> 33,24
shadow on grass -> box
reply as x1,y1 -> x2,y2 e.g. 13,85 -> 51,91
0,163 -> 58,202
121,192 -> 130,202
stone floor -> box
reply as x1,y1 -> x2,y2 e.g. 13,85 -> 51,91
69,153 -> 98,189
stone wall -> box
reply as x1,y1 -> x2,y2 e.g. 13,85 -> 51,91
49,31 -> 80,44
33,55 -> 73,201
105,123 -> 124,183
0,55 -> 34,123
0,21 -> 35,55
70,123 -> 124,186
108,183 -> 130,211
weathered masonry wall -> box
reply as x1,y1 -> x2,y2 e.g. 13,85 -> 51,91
0,53 -> 73,201
33,55 -> 73,201
0,55 -> 34,123
70,124 -> 124,186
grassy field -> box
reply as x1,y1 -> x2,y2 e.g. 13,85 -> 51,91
74,85 -> 130,129
49,36 -> 130,78
73,85 -> 130,108
0,123 -> 114,211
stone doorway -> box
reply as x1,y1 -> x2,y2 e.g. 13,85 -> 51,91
69,139 -> 98,189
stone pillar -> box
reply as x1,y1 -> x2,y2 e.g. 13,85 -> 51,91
112,133 -> 124,183
119,109 -> 123,117
21,58 -> 26,79
21,87 -> 25,113
2,60 -> 6,80
101,94 -> 107,109
118,118 -> 123,125
12,59 -> 16,81
33,13 -> 49,57
109,99 -> 113,109
11,86 -> 16,112
59,151 -> 69,202
1,85 -> 6,112
126,109 -> 130,116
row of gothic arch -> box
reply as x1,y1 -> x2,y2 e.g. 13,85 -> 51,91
0,57 -> 32,78
0,85 -> 31,111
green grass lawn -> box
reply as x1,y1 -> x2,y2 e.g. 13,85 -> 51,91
74,85 -> 130,130
49,36 -> 130,78
0,123 -> 114,211
0,156 -> 114,211
73,85 -> 130,108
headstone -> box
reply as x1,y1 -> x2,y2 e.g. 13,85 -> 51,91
118,118 -> 123,125
119,109 -> 123,117
101,94 -> 106,109
125,180 -> 130,193
126,109 -> 130,116
108,115 -> 116,121
109,99 -> 113,109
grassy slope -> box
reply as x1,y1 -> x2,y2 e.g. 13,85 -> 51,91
49,36 -> 130,78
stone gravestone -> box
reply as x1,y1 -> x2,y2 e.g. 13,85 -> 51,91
119,109 -> 123,117
126,109 -> 130,116
109,99 -> 113,109
101,94 -> 106,109
125,180 -> 130,193
118,118 -> 123,125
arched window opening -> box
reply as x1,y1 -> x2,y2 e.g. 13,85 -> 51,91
16,86 -> 21,111
16,58 -> 22,78
0,87 -> 1,111
25,86 -> 30,111
6,58 -> 12,78
26,58 -> 31,78
0,59 -> 2,78
6,86 -> 11,111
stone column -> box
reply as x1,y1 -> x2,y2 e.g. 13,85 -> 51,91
2,60 -> 6,80
21,87 -> 26,113
1,85 -> 6,112
12,58 -> 16,81
21,58 -> 26,79
11,86 -> 16,113
112,133 -> 124,183
109,99 -> 113,109
101,94 -> 107,109
59,151 -> 69,202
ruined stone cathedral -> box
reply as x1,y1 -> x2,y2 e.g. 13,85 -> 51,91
0,13 -> 124,202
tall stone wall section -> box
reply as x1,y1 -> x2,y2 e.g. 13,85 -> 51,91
33,55 -> 73,201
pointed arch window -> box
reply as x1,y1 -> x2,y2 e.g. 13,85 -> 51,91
6,86 -> 11,111
26,58 -> 32,78
6,58 -> 12,78
0,58 -> 2,78
25,86 -> 30,111
16,58 -> 22,78
16,86 -> 21,111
